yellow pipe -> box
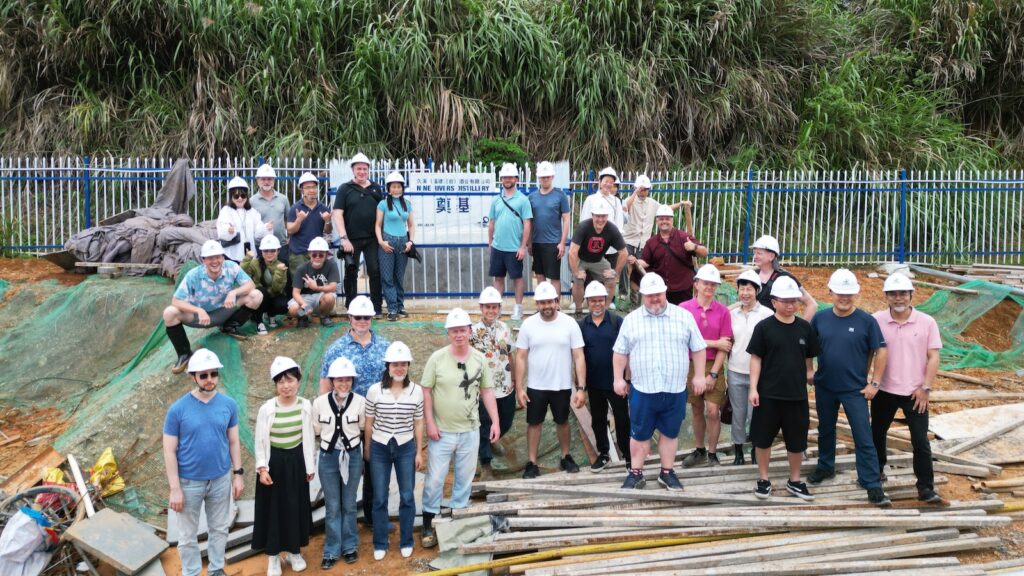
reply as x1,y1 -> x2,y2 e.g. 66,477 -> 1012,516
423,533 -> 755,576
998,501 -> 1024,513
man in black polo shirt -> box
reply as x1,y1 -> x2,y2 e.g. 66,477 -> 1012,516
331,153 -> 385,315
578,281 -> 629,473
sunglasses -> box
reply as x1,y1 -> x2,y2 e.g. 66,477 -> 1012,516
231,192 -> 248,198
309,251 -> 327,258
886,291 -> 912,297
350,316 -> 372,321
196,370 -> 219,380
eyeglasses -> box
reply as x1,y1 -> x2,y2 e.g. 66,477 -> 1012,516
196,371 -> 219,380
886,291 -> 912,297
309,251 -> 327,258
773,298 -> 799,305
350,316 -> 372,321
231,192 -> 248,198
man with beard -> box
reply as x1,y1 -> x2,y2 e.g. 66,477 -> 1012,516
488,163 -> 534,320
633,206 -> 707,305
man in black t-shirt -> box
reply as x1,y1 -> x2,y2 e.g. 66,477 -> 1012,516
331,153 -> 385,314
567,204 -> 627,314
287,237 -> 339,328
747,275 -> 821,501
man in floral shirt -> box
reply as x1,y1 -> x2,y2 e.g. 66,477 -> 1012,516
470,287 -> 517,480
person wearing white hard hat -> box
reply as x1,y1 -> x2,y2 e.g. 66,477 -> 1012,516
577,281 -> 630,473
251,164 -> 292,262
750,234 -> 817,319
285,172 -> 333,272
162,349 -> 244,576
580,167 -> 627,304
515,281 -> 587,478
216,176 -> 267,263
363,342 -> 424,561
612,272 -> 707,492
162,240 -> 263,373
241,235 -> 291,335
726,269 -> 773,465
747,275 -> 821,501
332,153 -> 385,315
312,357 -> 367,567
319,294 -> 391,525
528,161 -> 571,297
488,163 -> 534,320
253,356 -> 316,576
680,264 -> 734,469
632,205 -> 708,305
470,286 -> 517,481
622,176 -> 694,301
287,236 -> 339,328
420,308 -> 498,549
375,171 -> 415,321
568,203 -> 628,315
872,272 -> 942,504
808,269 -> 891,506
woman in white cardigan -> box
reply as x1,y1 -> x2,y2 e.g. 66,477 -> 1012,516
217,176 -> 267,262
253,356 -> 316,576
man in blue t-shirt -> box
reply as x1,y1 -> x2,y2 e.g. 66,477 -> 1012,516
488,163 -> 534,320
528,161 -> 571,298
809,269 -> 890,506
163,349 -> 244,576
286,172 -> 333,272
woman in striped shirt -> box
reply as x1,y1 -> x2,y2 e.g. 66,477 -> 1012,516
253,356 -> 316,576
364,341 -> 424,561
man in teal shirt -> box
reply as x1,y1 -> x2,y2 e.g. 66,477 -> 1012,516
488,163 -> 533,320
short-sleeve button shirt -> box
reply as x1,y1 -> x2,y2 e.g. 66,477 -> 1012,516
612,304 -> 707,394
320,331 -> 392,397
173,261 -> 252,311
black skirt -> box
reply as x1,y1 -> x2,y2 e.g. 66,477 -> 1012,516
252,444 -> 313,554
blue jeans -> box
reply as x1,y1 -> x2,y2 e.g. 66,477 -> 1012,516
379,233 -> 409,313
178,473 -> 232,576
370,438 -> 417,550
318,446 -> 363,558
815,386 -> 882,489
423,430 -> 480,513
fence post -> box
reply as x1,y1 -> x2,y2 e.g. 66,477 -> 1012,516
898,169 -> 907,264
742,167 -> 754,263
83,155 -> 92,229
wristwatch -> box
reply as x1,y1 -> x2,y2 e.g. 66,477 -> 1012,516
574,384 -> 586,392
870,381 -> 880,389
339,235 -> 347,240
709,372 -> 719,380
233,467 -> 244,476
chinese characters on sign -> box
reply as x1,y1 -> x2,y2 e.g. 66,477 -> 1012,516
409,173 -> 496,244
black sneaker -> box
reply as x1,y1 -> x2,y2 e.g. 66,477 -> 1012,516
867,488 -> 892,507
590,454 -> 611,473
320,316 -> 334,327
786,480 -> 815,501
755,479 -> 772,499
321,557 -> 338,569
560,455 -> 580,473
707,452 -> 720,467
220,324 -> 248,340
621,472 -> 646,489
297,315 -> 310,328
807,468 -> 835,485
388,313 -> 398,321
657,470 -> 684,492
682,448 -> 708,468
398,309 -> 409,317
343,551 -> 358,564
918,488 -> 942,503
523,461 -> 541,479
171,353 -> 192,374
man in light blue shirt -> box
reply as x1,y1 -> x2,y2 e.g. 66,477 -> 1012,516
488,163 -> 533,320
613,273 -> 706,492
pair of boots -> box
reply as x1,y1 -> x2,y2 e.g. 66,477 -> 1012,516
731,443 -> 756,465
166,307 -> 254,373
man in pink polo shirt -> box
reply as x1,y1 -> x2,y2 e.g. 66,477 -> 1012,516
871,272 -> 942,503
680,264 -> 733,467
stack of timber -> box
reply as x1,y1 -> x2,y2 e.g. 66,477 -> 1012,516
942,264 -> 1024,288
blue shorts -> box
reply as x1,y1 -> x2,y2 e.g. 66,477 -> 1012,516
489,248 -> 524,279
629,388 -> 687,441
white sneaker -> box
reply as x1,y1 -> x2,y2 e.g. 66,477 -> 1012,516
266,315 -> 278,329
401,546 -> 413,558
568,302 -> 576,312
374,549 -> 387,561
256,322 -> 268,336
511,304 -> 523,320
285,552 -> 306,572
267,555 -> 282,576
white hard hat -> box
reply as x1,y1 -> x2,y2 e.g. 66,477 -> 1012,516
298,172 -> 318,187
255,164 -> 276,179
828,268 -> 861,295
533,281 -> 559,301
227,176 -> 249,191
655,205 -> 674,218
634,175 -> 652,189
597,167 -> 619,183
751,235 -> 781,255
350,152 -> 371,167
327,357 -> 358,379
200,239 -> 225,258
498,163 -> 519,178
347,295 -> 376,316
736,269 -> 762,289
385,171 -> 405,186
584,281 -> 608,299
770,276 -> 802,299
259,235 -> 281,251
384,341 -> 413,363
883,273 -> 914,293
639,272 -> 668,295
590,203 -> 612,216
270,356 -> 300,380
444,307 -> 473,329
478,286 -> 503,305
187,349 -> 223,373
308,237 -> 330,252
694,263 -> 722,284
536,161 -> 555,177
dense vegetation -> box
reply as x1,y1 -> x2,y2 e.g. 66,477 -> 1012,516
1,0 -> 1022,169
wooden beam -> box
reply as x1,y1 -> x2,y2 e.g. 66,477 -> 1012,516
505,513 -> 1009,530
945,415 -> 1024,455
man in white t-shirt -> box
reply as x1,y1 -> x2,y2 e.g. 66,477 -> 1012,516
515,281 -> 586,478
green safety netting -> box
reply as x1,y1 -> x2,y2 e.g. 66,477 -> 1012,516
0,278 -> 7,301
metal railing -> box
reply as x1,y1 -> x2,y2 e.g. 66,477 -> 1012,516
2,157 -> 1022,297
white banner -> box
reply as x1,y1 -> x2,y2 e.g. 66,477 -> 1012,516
409,172 -> 496,245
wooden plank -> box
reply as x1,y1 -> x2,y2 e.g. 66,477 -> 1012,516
637,558 -> 967,576
938,370 -> 994,387
945,415 -> 1024,455
505,513 -> 1009,530
98,209 -> 137,226
929,391 -> 1024,402
476,481 -> 808,506
0,447 -> 64,494
39,249 -> 80,271
65,509 -> 168,575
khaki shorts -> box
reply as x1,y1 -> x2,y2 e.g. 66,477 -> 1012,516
575,258 -> 612,284
687,362 -> 728,406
